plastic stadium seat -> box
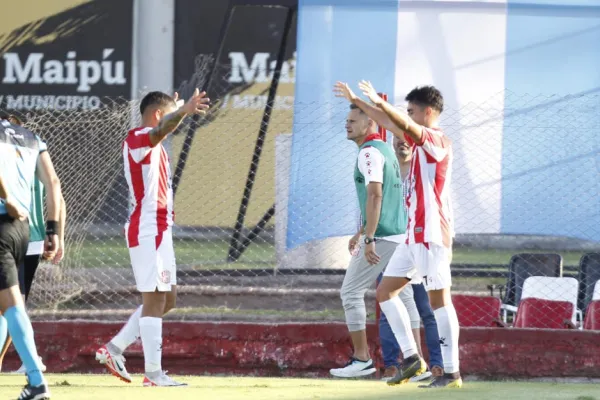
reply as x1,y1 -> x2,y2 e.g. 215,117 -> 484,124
514,298 -> 574,329
520,276 -> 581,324
584,301 -> 600,330
577,253 -> 600,313
502,253 -> 563,307
583,281 -> 600,330
453,295 -> 504,327
501,254 -> 563,322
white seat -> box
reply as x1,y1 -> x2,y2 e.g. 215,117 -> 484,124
521,276 -> 581,325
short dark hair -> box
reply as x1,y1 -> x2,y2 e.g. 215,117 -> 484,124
0,111 -> 23,126
405,86 -> 444,114
139,91 -> 176,115
349,103 -> 365,113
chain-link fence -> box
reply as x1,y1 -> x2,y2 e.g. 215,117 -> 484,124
4,63 -> 600,331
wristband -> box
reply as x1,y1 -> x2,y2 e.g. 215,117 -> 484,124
364,237 -> 376,245
45,220 -> 59,236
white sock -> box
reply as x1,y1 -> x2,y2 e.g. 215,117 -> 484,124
379,297 -> 418,359
139,317 -> 162,374
109,306 -> 142,353
434,305 -> 460,374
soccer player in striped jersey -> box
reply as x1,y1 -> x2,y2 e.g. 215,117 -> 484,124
376,136 -> 444,383
348,81 -> 461,388
95,89 -> 209,387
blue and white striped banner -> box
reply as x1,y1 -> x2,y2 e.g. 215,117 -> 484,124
287,0 -> 600,250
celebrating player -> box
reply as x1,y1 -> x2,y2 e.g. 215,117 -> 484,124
328,101 -> 420,379
0,114 -> 62,400
337,81 -> 460,388
95,89 -> 210,387
376,135 -> 443,382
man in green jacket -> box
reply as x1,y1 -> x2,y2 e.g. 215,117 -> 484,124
329,100 -> 419,378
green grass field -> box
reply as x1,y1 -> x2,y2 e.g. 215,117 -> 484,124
1,375 -> 599,400
74,238 -> 587,268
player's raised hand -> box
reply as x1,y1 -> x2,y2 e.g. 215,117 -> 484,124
333,82 -> 357,103
182,88 -> 210,115
358,80 -> 383,105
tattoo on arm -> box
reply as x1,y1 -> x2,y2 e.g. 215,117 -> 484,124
378,101 -> 423,142
149,109 -> 188,146
352,98 -> 399,134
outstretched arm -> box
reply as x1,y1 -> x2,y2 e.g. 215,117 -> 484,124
333,82 -> 402,135
333,81 -> 402,134
358,80 -> 424,144
148,89 -> 211,147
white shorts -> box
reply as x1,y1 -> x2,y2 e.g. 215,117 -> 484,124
128,229 -> 176,292
384,242 -> 452,291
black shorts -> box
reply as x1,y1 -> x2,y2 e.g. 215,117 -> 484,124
0,214 -> 29,291
19,254 -> 41,300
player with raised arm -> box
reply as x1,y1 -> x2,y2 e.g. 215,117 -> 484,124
95,89 -> 210,387
0,115 -> 62,400
376,135 -> 444,382
334,81 -> 460,388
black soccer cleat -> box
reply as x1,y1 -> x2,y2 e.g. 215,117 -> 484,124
386,354 -> 427,386
17,382 -> 50,400
419,372 -> 463,389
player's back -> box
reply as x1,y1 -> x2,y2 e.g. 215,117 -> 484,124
0,120 -> 46,214
122,127 -> 174,247
405,127 -> 453,247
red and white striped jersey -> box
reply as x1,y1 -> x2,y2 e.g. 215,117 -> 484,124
123,127 -> 174,248
405,127 -> 454,248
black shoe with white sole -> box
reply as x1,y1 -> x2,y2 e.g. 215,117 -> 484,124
17,382 -> 50,400
387,354 -> 427,386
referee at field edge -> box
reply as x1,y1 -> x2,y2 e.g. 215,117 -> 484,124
0,114 -> 60,400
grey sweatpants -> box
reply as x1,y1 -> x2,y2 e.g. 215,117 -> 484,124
341,238 -> 419,331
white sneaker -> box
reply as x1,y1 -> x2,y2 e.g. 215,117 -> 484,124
12,356 -> 46,374
330,357 -> 376,378
95,345 -> 132,383
409,370 -> 433,382
143,371 -> 188,387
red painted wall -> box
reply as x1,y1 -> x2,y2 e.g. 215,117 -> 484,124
3,322 -> 599,378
